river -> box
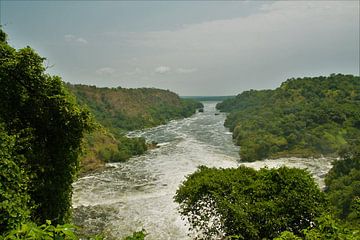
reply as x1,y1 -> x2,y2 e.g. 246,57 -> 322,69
72,102 -> 333,239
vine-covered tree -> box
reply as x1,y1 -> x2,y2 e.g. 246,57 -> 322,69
0,124 -> 31,233
0,28 -> 91,227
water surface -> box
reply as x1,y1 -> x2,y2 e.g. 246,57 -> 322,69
72,102 -> 333,239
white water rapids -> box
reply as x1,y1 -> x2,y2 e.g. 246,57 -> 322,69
72,102 -> 333,239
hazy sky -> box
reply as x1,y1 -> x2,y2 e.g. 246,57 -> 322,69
1,1 -> 359,96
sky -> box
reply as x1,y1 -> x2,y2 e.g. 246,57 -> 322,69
1,1 -> 359,96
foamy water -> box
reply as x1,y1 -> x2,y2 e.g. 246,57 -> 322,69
72,102 -> 333,239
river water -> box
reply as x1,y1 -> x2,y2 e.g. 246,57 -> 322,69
72,102 -> 333,239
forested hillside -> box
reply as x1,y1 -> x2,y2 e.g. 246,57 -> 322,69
68,84 -> 203,132
217,74 -> 360,161
67,84 -> 203,172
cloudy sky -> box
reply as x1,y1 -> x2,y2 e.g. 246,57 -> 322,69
1,1 -> 359,96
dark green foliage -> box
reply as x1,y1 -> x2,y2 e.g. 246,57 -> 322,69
116,136 -> 147,161
0,29 -> 91,227
175,166 -> 327,240
217,74 -> 360,161
96,136 -> 146,162
274,146 -> 360,239
0,125 -> 31,233
0,28 -> 6,43
325,146 -> 360,225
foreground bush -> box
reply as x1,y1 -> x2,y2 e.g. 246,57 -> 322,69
175,166 -> 327,239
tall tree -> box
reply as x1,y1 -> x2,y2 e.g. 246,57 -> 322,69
0,28 -> 91,225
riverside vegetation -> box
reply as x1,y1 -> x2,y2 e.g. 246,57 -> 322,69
1,27 -> 359,240
67,84 -> 203,173
216,74 -> 360,161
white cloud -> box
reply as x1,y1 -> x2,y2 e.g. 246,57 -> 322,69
64,34 -> 88,44
96,67 -> 115,76
155,66 -> 171,74
126,67 -> 142,76
176,68 -> 198,74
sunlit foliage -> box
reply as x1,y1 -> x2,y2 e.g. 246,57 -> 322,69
217,74 -> 360,161
175,166 -> 327,239
0,28 -> 91,228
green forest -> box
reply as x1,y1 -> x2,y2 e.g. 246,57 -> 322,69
217,74 -> 360,161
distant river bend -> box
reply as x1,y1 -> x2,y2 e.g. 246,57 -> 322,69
72,102 -> 333,239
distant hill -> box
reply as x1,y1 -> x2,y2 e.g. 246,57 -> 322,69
67,84 -> 203,172
181,96 -> 235,102
217,74 -> 360,161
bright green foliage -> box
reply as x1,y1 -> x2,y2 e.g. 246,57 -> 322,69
273,231 -> 302,240
0,124 -> 31,233
301,214 -> 360,240
122,230 -> 147,240
217,74 -> 360,161
1,220 -> 108,240
0,28 -> 91,226
275,214 -> 360,240
1,221 -> 79,240
325,146 -> 360,226
175,166 -> 327,240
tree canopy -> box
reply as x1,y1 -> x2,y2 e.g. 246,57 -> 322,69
0,28 -> 92,228
325,145 -> 360,226
175,166 -> 327,240
217,74 -> 360,161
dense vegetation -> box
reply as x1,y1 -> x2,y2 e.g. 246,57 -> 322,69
68,84 -> 203,132
175,166 -> 328,239
175,157 -> 360,239
325,145 -> 360,226
67,84 -> 202,172
0,28 -> 91,235
216,74 -> 360,161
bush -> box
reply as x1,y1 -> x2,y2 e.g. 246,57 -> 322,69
175,166 -> 327,240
